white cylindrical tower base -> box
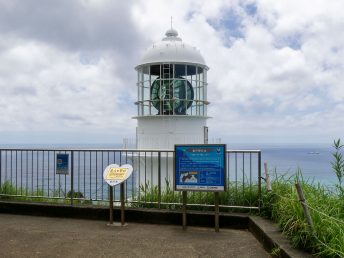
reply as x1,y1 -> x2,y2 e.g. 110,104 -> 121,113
136,116 -> 208,150
130,153 -> 174,191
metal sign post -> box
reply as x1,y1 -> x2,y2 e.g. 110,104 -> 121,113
120,183 -> 126,226
214,192 -> 219,232
182,191 -> 187,230
109,186 -> 114,225
103,164 -> 133,227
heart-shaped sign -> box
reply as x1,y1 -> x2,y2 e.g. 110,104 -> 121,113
103,164 -> 133,186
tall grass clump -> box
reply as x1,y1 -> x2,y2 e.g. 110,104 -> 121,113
0,180 -> 18,199
0,180 -> 46,201
332,139 -> 344,197
262,139 -> 344,257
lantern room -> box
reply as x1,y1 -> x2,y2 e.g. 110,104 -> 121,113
134,27 -> 210,149
135,29 -> 209,117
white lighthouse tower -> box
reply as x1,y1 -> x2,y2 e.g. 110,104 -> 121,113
134,27 -> 209,150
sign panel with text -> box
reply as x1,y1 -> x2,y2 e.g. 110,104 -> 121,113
103,164 -> 133,186
56,154 -> 69,175
174,144 -> 226,192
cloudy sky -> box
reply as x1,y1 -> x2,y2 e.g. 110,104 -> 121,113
0,0 -> 343,145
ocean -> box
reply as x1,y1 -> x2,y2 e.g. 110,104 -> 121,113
0,143 -> 338,187
230,143 -> 336,186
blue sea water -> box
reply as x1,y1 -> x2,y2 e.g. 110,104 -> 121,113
264,146 -> 334,185
229,143 -> 336,186
0,143 -> 338,187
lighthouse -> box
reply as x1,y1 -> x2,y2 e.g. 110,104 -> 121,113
134,27 -> 209,150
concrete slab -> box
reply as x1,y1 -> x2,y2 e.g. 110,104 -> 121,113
0,214 -> 270,258
249,216 -> 312,258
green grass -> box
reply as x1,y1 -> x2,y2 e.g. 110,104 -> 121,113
0,181 -> 49,202
261,172 -> 344,257
0,181 -> 18,199
0,180 -> 91,205
131,179 -> 260,212
260,139 -> 344,257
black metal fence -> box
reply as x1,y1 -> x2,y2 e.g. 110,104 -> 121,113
0,148 -> 261,211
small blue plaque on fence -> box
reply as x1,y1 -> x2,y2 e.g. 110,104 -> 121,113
56,154 -> 69,175
174,144 -> 226,192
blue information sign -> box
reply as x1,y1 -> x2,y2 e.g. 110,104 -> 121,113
56,154 -> 69,175
174,144 -> 226,192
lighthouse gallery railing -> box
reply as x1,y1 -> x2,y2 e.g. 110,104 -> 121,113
0,148 -> 262,211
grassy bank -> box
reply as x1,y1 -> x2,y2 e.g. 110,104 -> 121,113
262,172 -> 344,257
260,139 -> 344,257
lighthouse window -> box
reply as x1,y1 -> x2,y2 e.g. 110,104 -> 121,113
186,65 -> 196,76
150,65 -> 160,76
136,63 -> 207,117
175,64 -> 186,77
144,83 -> 150,100
143,66 -> 150,81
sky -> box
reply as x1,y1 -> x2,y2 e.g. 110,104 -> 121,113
0,0 -> 343,146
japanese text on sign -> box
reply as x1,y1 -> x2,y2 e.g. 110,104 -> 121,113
174,145 -> 226,192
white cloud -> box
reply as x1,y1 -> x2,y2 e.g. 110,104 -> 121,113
0,0 -> 343,144
0,38 -> 136,133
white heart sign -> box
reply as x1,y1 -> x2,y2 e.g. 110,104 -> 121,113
103,164 -> 133,186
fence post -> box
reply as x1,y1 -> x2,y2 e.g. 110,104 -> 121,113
258,151 -> 262,211
0,150 -> 2,187
264,162 -> 272,192
70,151 -> 74,206
158,152 -> 161,209
295,183 -> 314,230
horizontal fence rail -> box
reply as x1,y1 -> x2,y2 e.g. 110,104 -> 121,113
0,148 -> 262,211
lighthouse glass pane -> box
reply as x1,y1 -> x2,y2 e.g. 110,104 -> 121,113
175,64 -> 186,77
143,80 -> 150,88
141,82 -> 145,111
199,82 -> 204,101
150,64 -> 160,76
150,73 -> 158,82
187,65 -> 196,76
138,82 -> 142,101
162,64 -> 172,80
138,69 -> 142,83
198,67 -> 204,82
142,66 -> 150,81
143,81 -> 150,100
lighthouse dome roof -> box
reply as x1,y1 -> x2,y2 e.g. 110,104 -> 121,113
138,28 -> 207,68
